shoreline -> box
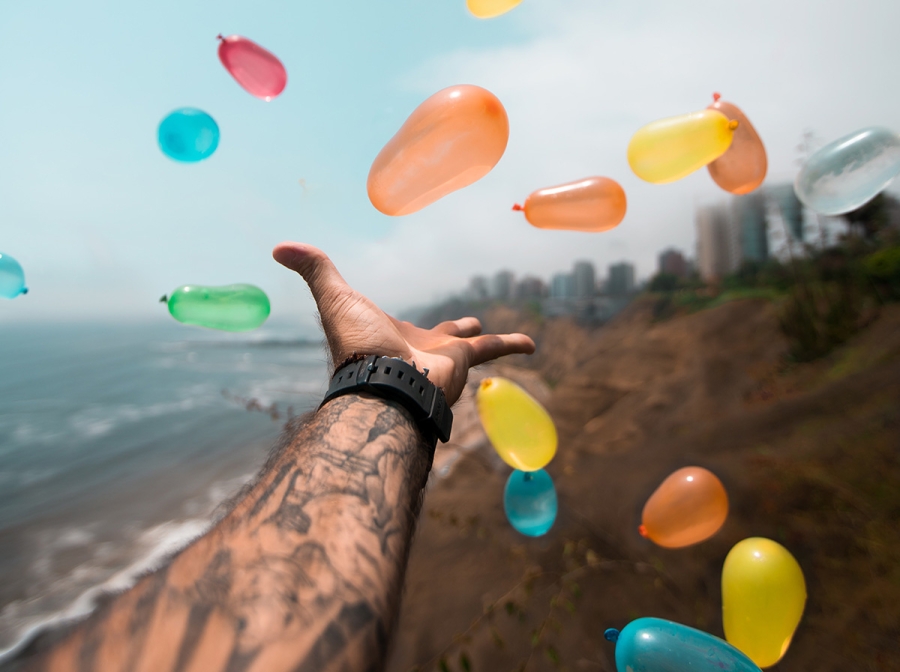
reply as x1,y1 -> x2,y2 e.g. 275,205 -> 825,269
0,469 -> 255,665
0,363 -> 546,666
0,517 -> 212,664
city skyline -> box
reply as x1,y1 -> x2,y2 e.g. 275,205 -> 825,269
463,257 -> 640,303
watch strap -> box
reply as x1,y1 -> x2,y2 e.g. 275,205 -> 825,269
320,355 -> 453,444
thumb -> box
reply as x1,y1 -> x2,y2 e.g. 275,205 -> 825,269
273,242 -> 349,302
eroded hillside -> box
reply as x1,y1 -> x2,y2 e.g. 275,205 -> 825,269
388,299 -> 900,672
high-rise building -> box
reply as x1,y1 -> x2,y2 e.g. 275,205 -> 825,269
491,270 -> 515,301
696,189 -> 780,281
658,248 -> 688,277
696,204 -> 740,281
516,276 -> 547,300
733,192 -> 769,262
766,184 -> 804,241
468,275 -> 489,301
550,273 -> 575,299
572,261 -> 596,298
607,262 -> 635,295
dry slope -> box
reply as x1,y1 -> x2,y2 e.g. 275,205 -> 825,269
388,299 -> 900,672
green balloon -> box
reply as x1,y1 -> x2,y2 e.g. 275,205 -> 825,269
162,284 -> 270,332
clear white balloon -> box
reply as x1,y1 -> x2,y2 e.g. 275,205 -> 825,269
795,127 -> 900,215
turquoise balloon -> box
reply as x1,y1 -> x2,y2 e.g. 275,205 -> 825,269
604,618 -> 761,672
795,126 -> 900,215
503,469 -> 557,537
158,108 -> 220,162
0,252 -> 28,299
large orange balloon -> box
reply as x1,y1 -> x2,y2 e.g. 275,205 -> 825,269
367,85 -> 509,216
513,177 -> 626,232
639,467 -> 728,548
707,94 -> 767,195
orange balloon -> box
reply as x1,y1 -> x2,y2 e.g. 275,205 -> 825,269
513,177 -> 627,232
367,84 -> 509,216
640,467 -> 728,548
707,94 -> 767,195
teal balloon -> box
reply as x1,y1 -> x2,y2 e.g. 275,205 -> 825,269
604,618 -> 761,672
503,469 -> 557,537
0,252 -> 28,299
158,108 -> 220,162
795,126 -> 900,215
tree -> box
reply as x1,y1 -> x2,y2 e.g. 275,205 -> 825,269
649,272 -> 679,292
844,193 -> 900,239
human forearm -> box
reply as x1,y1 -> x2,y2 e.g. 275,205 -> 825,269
26,239 -> 534,672
32,393 -> 432,672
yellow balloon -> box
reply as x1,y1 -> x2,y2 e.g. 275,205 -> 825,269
467,0 -> 522,19
722,538 -> 806,668
628,109 -> 737,184
476,377 -> 557,471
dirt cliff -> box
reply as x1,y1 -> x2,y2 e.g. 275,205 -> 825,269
388,299 -> 900,672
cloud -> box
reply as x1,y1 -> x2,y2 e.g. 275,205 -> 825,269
343,0 -> 900,312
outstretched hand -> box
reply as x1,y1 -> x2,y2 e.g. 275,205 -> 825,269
273,242 -> 535,405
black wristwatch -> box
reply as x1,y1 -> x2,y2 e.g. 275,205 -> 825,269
320,355 -> 453,444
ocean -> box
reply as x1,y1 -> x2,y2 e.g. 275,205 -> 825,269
0,322 -> 329,659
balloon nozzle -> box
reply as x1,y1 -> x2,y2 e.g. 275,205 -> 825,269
159,295 -> 168,303
603,628 -> 620,643
713,92 -> 721,102
21,288 -> 28,295
512,203 -> 524,212
638,524 -> 648,537
728,120 -> 739,130
216,34 -> 224,41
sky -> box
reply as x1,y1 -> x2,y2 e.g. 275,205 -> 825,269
1,0 -> 899,330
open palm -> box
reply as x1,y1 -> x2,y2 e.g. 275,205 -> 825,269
273,242 -> 535,405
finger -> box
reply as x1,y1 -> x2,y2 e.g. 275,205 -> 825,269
433,317 -> 483,338
468,333 -> 536,366
272,242 -> 349,302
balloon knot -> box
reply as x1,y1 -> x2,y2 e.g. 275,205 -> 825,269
604,628 -> 620,643
512,203 -> 524,211
638,524 -> 648,537
159,295 -> 168,303
216,34 -> 224,41
523,472 -> 535,482
21,288 -> 28,295
713,92 -> 721,102
728,120 -> 739,130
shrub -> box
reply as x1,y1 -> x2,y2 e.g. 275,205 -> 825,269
778,283 -> 864,362
864,246 -> 900,300
649,272 -> 680,293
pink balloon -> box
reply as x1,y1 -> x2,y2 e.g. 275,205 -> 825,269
217,34 -> 287,101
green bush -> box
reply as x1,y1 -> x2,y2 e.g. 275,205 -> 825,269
864,246 -> 900,300
649,272 -> 680,292
778,283 -> 863,362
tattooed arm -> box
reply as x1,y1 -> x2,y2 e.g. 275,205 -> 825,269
27,243 -> 534,672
